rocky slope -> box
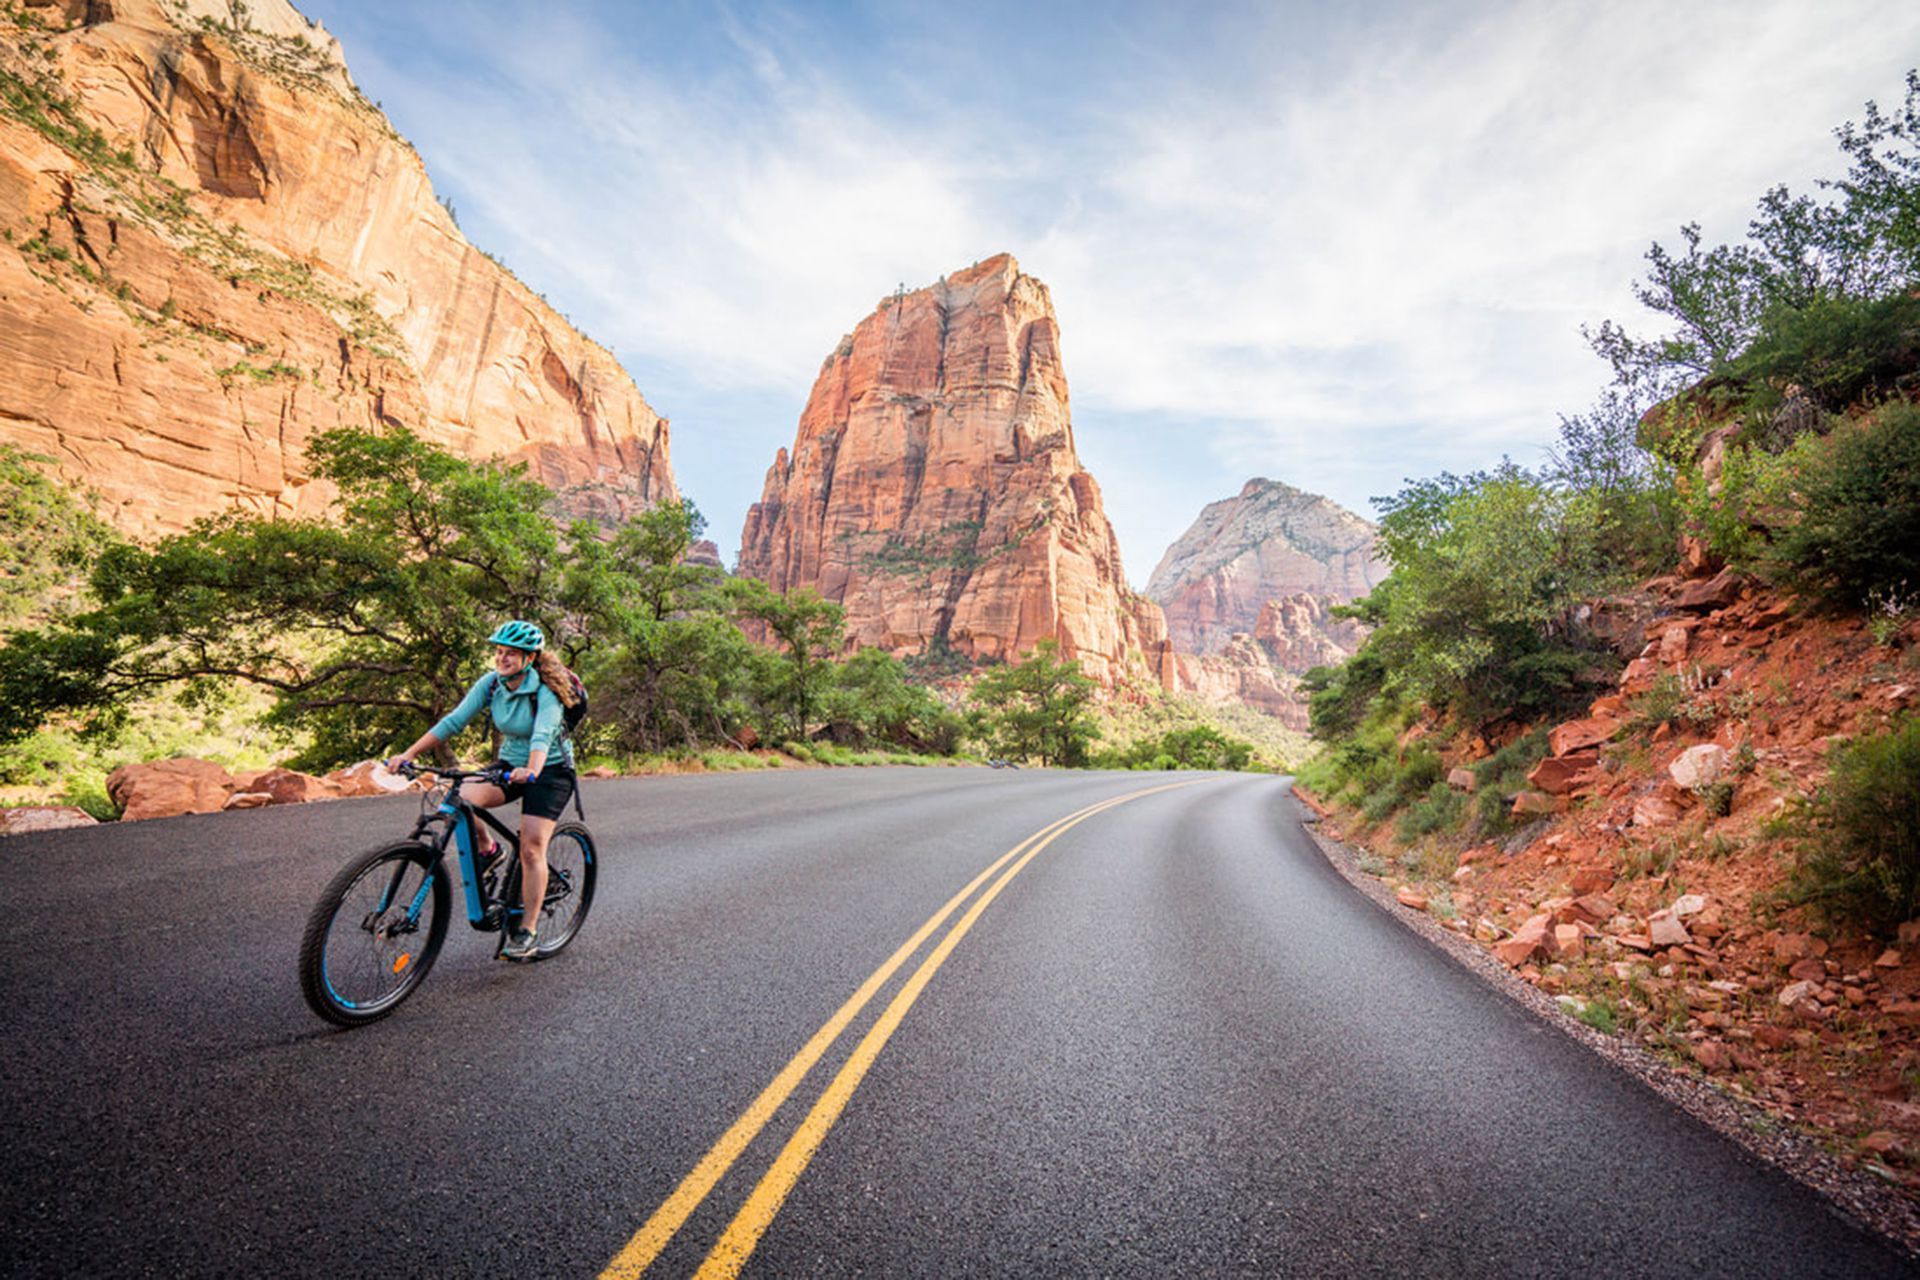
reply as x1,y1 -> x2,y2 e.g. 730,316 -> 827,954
737,253 -> 1171,684
0,0 -> 673,537
1303,570 -> 1920,1199
1146,478 -> 1384,659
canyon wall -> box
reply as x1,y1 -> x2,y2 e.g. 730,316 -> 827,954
0,0 -> 673,536
1146,477 -> 1384,658
737,254 -> 1170,684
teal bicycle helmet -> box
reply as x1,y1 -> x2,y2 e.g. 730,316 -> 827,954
487,619 -> 545,651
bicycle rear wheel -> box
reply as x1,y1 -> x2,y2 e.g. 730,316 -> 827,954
515,822 -> 596,959
299,841 -> 449,1026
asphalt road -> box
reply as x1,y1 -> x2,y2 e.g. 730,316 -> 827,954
1,767 -> 1911,1278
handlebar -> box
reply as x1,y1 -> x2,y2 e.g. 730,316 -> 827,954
392,761 -> 512,785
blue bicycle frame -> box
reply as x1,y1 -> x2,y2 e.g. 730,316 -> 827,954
399,769 -> 524,933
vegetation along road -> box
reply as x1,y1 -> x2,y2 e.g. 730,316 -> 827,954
1,768 -> 1910,1277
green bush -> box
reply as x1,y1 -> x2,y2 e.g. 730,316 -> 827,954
1773,716 -> 1920,936
1360,747 -> 1443,824
1358,465 -> 1621,729
780,741 -> 813,763
1767,403 -> 1920,611
1728,292 -> 1920,413
1397,780 -> 1467,841
1469,726 -> 1552,836
1577,998 -> 1620,1034
1303,650 -> 1387,743
1699,780 -> 1736,818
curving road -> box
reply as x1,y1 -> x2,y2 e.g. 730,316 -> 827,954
0,768 -> 1910,1277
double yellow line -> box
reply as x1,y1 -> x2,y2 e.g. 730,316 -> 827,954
601,778 -> 1202,1280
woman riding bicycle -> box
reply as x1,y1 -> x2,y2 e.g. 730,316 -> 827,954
387,620 -> 578,961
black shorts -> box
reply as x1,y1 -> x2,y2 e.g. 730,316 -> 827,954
493,760 -> 577,821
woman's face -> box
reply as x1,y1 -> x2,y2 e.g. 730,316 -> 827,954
494,645 -> 532,676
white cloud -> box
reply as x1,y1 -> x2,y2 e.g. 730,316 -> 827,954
1043,0 -> 1920,499
332,0 -> 1920,564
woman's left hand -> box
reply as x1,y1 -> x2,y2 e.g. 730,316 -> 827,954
510,766 -> 535,785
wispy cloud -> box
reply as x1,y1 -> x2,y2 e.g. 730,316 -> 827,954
310,0 -> 1920,567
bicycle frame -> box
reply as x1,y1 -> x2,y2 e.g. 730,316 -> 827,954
408,777 -> 522,932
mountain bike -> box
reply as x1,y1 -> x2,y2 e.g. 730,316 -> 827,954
298,762 -> 597,1027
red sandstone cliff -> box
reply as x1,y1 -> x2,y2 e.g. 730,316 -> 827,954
0,0 -> 673,536
737,254 -> 1169,683
1146,478 -> 1384,659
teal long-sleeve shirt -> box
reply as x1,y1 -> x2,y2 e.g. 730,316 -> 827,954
429,671 -> 572,769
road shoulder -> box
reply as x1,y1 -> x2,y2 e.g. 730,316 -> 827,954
1288,790 -> 1920,1259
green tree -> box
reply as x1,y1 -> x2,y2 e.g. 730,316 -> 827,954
1766,402 -> 1920,610
0,426 -> 596,767
1359,463 -> 1617,728
1587,71 -> 1920,398
1544,388 -> 1681,577
728,579 -> 846,742
580,499 -> 753,752
818,646 -> 965,753
967,638 -> 1098,767
0,445 -> 118,632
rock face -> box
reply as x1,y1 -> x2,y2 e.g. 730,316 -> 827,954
1254,592 -> 1370,673
737,254 -> 1169,683
1146,478 -> 1385,661
0,0 -> 674,537
1171,640 -> 1305,729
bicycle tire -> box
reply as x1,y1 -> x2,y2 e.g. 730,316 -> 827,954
299,840 -> 449,1026
534,822 -> 597,957
495,823 -> 597,961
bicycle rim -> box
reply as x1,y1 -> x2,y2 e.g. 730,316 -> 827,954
534,824 -> 596,955
314,847 -> 444,1019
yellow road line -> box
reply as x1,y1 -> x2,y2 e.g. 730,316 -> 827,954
599,782 -> 1194,1279
691,779 -> 1203,1280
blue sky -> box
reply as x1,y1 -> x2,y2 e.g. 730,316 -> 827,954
296,0 -> 1920,580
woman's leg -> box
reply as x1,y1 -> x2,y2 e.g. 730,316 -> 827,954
462,784 -> 507,856
516,815 -> 554,936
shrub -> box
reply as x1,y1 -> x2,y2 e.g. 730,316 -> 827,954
1303,650 -> 1387,742
1359,747 -> 1443,824
1577,998 -> 1620,1034
1397,780 -> 1467,841
1767,403 -> 1920,611
1773,716 -> 1920,936
1698,780 -> 1736,818
1728,292 -> 1920,413
780,741 -> 813,763
1361,467 -> 1622,728
1469,726 -> 1552,835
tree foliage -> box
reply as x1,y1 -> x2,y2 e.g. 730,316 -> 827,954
0,427 -> 593,765
1766,401 -> 1920,610
817,647 -> 965,754
1353,464 -> 1617,729
0,445 -> 118,632
582,498 -> 753,753
1095,724 -> 1255,771
966,639 -> 1098,767
728,579 -> 846,744
1587,71 -> 1920,400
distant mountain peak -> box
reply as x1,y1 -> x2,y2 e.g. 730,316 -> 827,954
1146,479 -> 1385,657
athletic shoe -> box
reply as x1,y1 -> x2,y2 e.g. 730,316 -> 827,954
501,928 -> 539,961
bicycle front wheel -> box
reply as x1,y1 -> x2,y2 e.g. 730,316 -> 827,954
532,822 -> 597,958
299,841 -> 449,1026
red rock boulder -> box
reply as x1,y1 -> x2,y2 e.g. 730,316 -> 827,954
106,758 -> 237,822
326,760 -> 415,798
239,768 -> 345,806
0,806 -> 99,836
